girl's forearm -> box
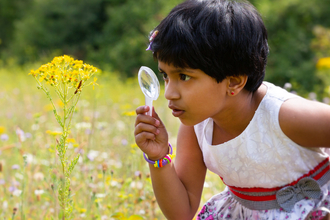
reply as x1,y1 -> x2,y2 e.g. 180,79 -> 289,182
149,163 -> 198,220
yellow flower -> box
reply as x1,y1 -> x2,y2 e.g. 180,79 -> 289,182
120,104 -> 132,110
94,198 -> 102,203
105,176 -> 112,185
130,143 -> 138,148
79,208 -> 87,213
316,57 -> 330,69
66,138 -> 76,143
46,130 -> 63,136
0,126 -> 6,134
57,100 -> 64,108
122,110 -> 136,116
118,194 -> 129,199
128,215 -> 144,220
29,55 -> 98,90
92,77 -> 99,90
43,104 -> 53,112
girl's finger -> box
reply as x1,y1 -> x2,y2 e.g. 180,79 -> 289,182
134,122 -> 159,136
135,132 -> 156,143
135,111 -> 160,127
135,105 -> 149,114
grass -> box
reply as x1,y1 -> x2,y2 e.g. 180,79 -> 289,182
0,64 -> 224,220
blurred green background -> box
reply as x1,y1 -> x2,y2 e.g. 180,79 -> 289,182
1,0 -> 330,98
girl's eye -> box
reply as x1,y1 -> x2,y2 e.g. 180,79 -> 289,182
160,72 -> 168,80
179,74 -> 191,81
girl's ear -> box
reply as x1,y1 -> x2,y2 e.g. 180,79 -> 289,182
226,75 -> 248,96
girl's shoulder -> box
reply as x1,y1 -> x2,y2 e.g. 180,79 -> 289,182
278,88 -> 330,148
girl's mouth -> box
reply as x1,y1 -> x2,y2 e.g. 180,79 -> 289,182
172,109 -> 185,117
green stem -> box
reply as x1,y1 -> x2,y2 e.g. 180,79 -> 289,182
62,80 -> 67,220
34,77 -> 63,127
55,88 -> 65,102
67,93 -> 81,130
20,167 -> 26,220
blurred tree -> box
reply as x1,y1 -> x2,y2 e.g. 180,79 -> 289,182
254,0 -> 330,95
7,0 -> 181,77
87,0 -> 182,77
2,0 -> 330,94
0,0 -> 32,59
312,26 -> 330,98
311,25 -> 330,58
9,0 -> 106,64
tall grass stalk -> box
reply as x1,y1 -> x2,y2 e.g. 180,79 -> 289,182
29,55 -> 98,219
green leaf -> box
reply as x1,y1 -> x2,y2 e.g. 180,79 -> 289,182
67,154 -> 80,176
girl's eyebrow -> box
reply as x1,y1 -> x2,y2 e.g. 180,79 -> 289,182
158,67 -> 195,74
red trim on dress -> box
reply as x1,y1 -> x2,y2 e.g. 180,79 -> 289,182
219,157 -> 329,202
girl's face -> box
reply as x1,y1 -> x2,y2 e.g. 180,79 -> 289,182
158,61 -> 230,126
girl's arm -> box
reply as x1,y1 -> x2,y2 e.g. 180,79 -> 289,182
135,106 -> 206,220
150,124 -> 207,220
279,98 -> 330,147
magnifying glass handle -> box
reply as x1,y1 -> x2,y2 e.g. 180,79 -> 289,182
145,96 -> 153,116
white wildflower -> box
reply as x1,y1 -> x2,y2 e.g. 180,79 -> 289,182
75,122 -> 91,130
283,82 -> 292,90
12,189 -> 22,197
139,209 -> 146,215
31,124 -> 40,131
24,154 -> 34,164
87,150 -> 99,161
95,193 -> 107,198
33,172 -> 44,181
130,181 -> 143,189
116,120 -> 125,131
40,159 -> 50,166
15,173 -> 24,180
101,152 -> 108,159
35,189 -> 45,195
3,201 -> 8,209
110,180 -> 119,187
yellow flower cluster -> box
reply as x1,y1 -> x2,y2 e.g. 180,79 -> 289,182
46,130 -> 63,136
316,57 -> 330,69
29,55 -> 98,91
122,110 -> 136,116
0,126 -> 6,134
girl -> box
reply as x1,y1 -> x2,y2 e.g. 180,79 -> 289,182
134,0 -> 330,219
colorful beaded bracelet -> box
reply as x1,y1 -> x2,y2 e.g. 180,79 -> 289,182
143,143 -> 174,168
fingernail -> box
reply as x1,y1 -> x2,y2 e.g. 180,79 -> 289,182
156,129 -> 160,135
155,120 -> 160,126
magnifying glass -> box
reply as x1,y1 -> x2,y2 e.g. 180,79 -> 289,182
138,66 -> 160,116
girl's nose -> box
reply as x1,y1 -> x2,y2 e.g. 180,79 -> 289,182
164,81 -> 180,100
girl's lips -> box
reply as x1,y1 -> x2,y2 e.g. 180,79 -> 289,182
172,109 -> 185,117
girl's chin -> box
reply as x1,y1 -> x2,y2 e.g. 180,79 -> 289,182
177,116 -> 201,127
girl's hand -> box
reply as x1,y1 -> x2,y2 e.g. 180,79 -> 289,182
134,106 -> 169,161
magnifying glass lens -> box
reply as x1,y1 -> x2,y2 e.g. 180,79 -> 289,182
140,70 -> 156,98
138,66 -> 160,116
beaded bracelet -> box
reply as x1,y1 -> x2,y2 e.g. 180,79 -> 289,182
143,143 -> 174,168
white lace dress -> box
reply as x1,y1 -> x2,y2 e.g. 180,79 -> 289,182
194,82 -> 330,220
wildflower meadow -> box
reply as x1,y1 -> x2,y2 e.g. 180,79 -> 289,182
1,0 -> 329,219
0,58 -> 224,220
